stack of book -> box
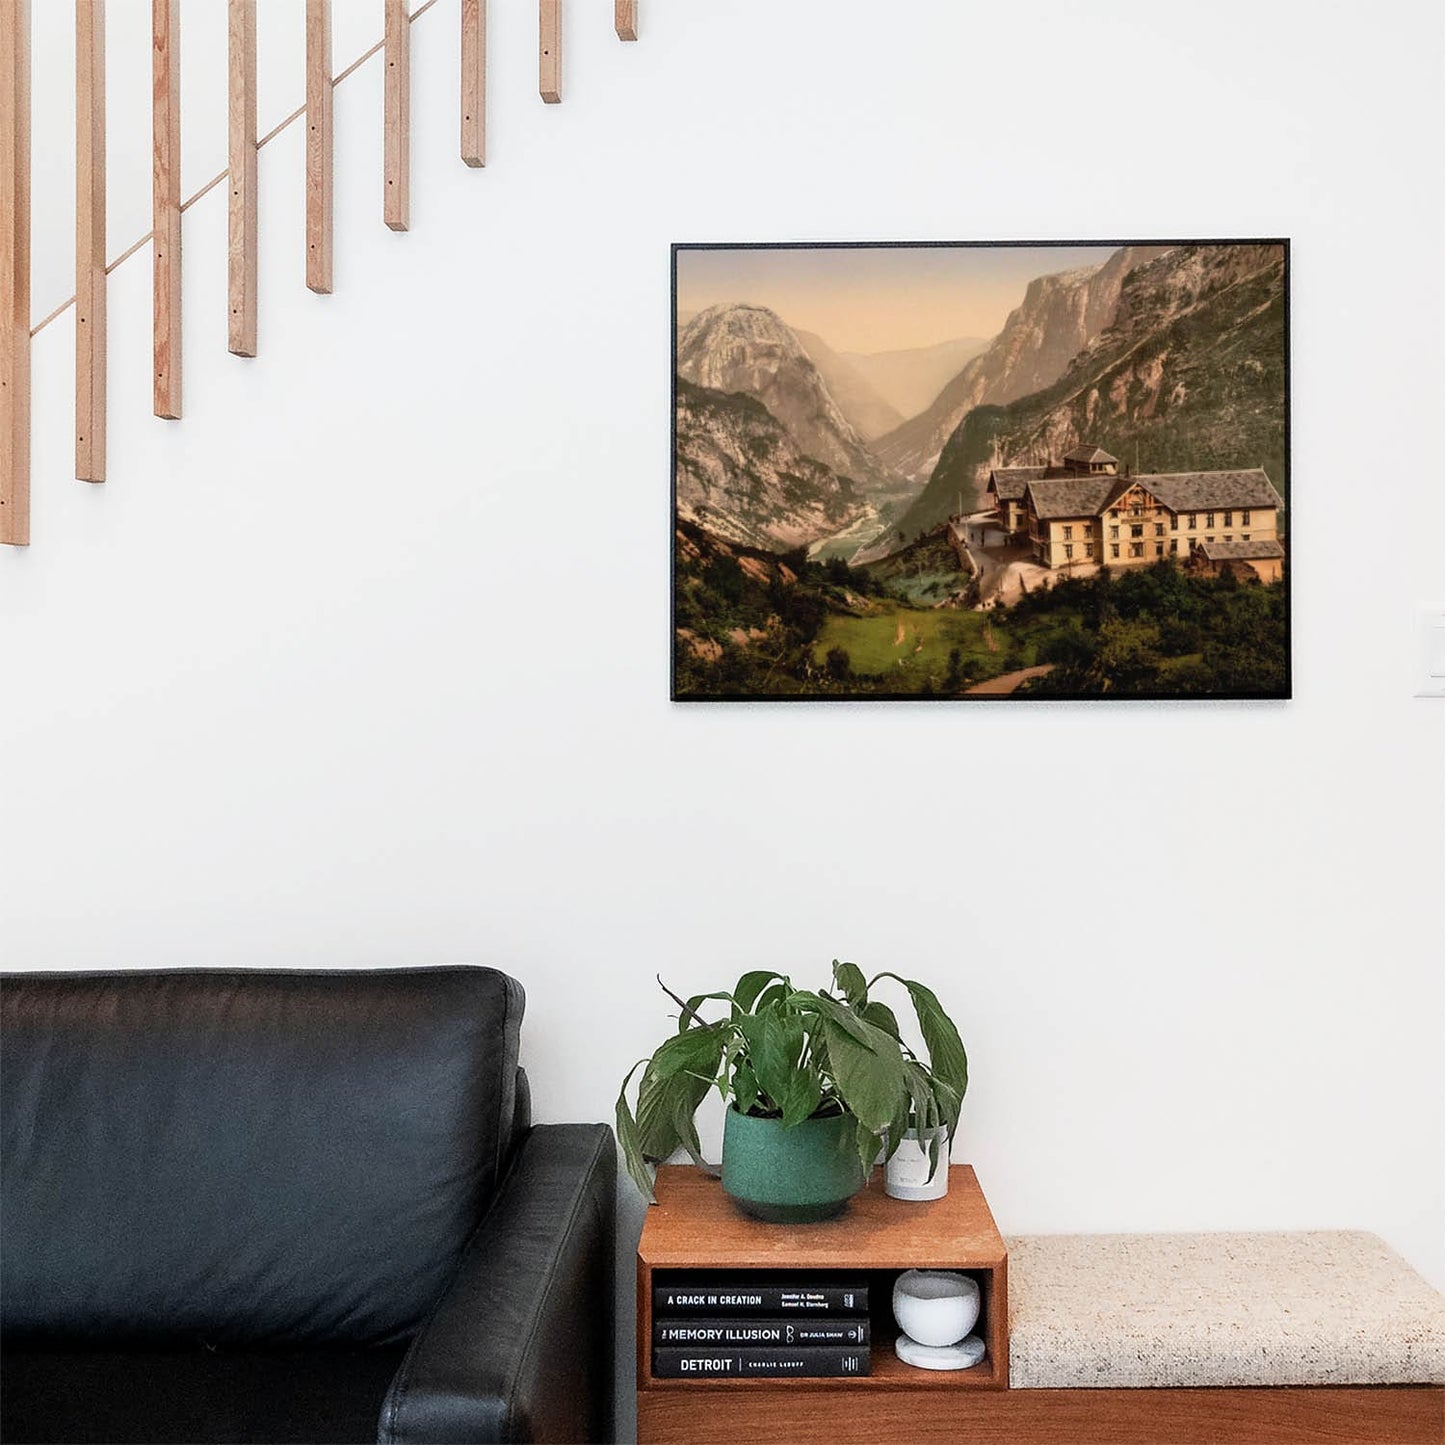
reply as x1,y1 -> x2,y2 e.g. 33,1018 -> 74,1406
651,1276 -> 871,1378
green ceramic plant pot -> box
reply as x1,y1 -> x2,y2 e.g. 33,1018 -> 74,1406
721,1107 -> 866,1223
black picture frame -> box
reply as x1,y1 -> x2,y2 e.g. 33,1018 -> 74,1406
671,239 -> 1291,703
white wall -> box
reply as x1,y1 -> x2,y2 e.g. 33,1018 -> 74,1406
5,0 -> 1443,1392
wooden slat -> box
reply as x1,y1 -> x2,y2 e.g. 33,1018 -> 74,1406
227,0 -> 257,357
152,0 -> 181,419
1,0 -> 29,542
539,0 -> 560,103
460,0 -> 484,167
383,0 -> 409,231
615,0 -> 637,42
639,1386 -> 1445,1445
76,2 -> 106,481
305,0 -> 332,293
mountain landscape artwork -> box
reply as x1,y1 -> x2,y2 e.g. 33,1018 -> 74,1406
672,241 -> 1290,700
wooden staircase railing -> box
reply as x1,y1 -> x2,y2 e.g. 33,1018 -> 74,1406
0,0 -> 639,547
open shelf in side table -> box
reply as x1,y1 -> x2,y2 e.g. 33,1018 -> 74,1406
637,1165 -> 1009,1442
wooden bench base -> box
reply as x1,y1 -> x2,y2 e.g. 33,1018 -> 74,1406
638,1384 -> 1445,1445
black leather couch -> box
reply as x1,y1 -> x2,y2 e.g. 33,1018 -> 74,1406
0,968 -> 616,1445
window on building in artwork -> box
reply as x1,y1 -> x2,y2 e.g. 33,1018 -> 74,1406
1155,543 -> 1164,556
1084,543 -> 1094,557
1174,540 -> 1183,554
1129,543 -> 1144,558
1131,524 -> 1143,538
1170,514 -> 1179,531
1224,535 -> 1233,543
1188,514 -> 1197,530
1206,536 -> 1215,544
1242,510 -> 1251,525
1111,544 -> 1120,558
1064,525 -> 1073,540
1110,525 -> 1119,540
1224,511 -> 1233,526
1154,523 -> 1165,536
1242,534 -> 1250,542
1206,512 -> 1216,527
1065,544 -> 1074,559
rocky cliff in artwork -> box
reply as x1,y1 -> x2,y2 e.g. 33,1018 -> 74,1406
674,378 -> 867,552
870,246 -> 1175,484
676,305 -> 906,503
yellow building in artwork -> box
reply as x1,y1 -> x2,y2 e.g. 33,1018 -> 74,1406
984,446 -> 1285,583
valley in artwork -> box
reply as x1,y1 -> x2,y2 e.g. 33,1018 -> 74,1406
672,241 -> 1289,700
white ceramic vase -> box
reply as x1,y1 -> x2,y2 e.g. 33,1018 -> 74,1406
884,1126 -> 949,1201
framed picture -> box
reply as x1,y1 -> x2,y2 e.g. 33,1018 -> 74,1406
671,240 -> 1289,701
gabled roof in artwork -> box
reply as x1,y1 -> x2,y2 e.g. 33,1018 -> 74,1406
1197,538 -> 1285,561
1024,468 -> 1284,520
1135,469 -> 1283,513
1025,476 -> 1119,520
988,466 -> 1049,501
1062,446 -> 1117,466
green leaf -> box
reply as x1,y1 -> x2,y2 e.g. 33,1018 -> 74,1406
901,1061 -> 955,1182
802,991 -> 882,1049
927,1124 -> 945,1182
656,975 -> 712,1031
737,1006 -> 803,1114
819,1014 -> 904,1133
616,1060 -> 656,1202
670,1086 -> 708,1170
732,1059 -> 761,1116
854,1115 -> 882,1181
732,970 -> 786,1016
903,1060 -> 936,1136
676,991 -> 734,1033
657,974 -> 736,1034
634,1068 -> 678,1159
881,1091 -> 911,1168
647,1022 -> 728,1082
930,1076 -> 963,1139
753,982 -> 789,1014
832,960 -> 868,1007
873,973 -> 969,1104
779,1066 -> 823,1130
860,1000 -> 901,1040
637,1065 -> 711,1161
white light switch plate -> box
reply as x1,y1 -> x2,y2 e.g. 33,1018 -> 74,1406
1418,610 -> 1445,697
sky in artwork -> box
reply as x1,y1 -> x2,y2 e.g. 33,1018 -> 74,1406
675,244 -> 1121,354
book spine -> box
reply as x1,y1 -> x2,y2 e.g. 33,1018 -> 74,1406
654,1317 -> 870,1347
652,1345 -> 871,1379
652,1285 -> 868,1315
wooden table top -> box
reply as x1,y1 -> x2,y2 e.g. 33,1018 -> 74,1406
639,1164 -> 1007,1270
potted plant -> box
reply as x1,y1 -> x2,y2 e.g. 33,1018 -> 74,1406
616,961 -> 967,1221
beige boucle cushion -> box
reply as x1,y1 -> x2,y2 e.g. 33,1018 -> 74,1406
1004,1230 -> 1445,1388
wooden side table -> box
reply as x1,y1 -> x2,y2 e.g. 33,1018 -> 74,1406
636,1164 -> 1008,1445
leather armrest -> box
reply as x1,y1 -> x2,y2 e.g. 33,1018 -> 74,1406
379,1124 -> 616,1445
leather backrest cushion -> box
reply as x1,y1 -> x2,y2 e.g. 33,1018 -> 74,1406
1,968 -> 523,1347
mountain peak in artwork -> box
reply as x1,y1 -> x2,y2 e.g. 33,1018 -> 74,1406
676,305 -> 905,502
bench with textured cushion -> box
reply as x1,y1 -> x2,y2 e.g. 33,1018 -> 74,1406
994,1229 -> 1445,1444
